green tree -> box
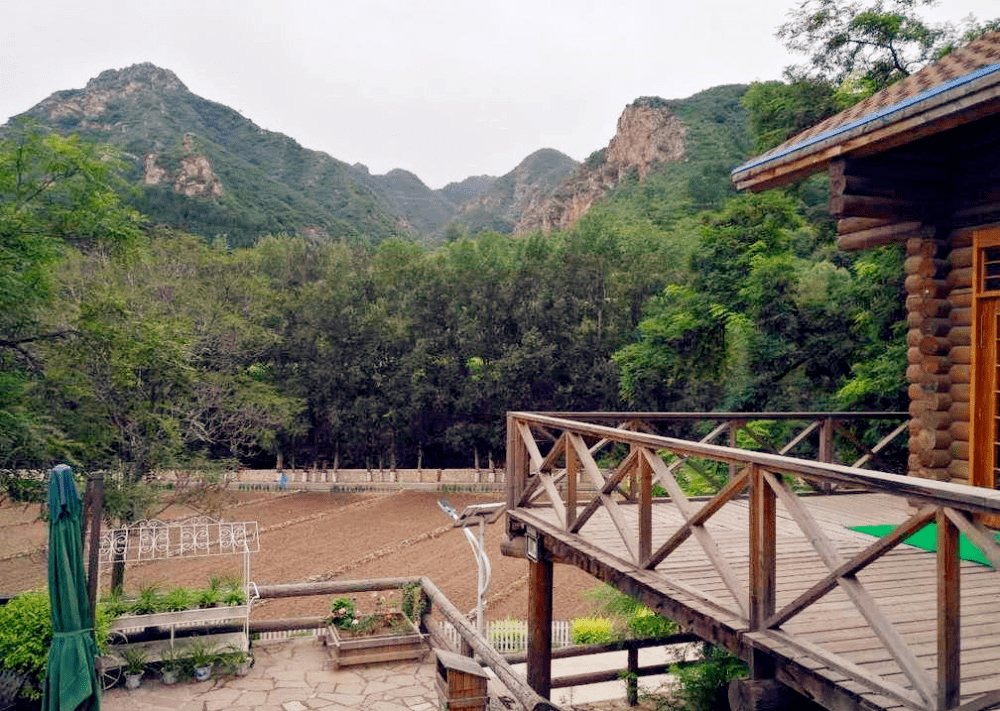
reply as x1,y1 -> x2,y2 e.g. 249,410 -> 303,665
0,121 -> 141,467
613,192 -> 878,413
742,79 -> 843,153
835,245 -> 907,410
777,0 -> 997,97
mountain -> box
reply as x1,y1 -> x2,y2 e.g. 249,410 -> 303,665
455,149 -> 580,234
6,63 -> 750,245
517,87 -> 751,232
5,63 -> 574,246
13,63 -> 408,247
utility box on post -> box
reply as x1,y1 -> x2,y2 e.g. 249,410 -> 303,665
435,649 -> 489,711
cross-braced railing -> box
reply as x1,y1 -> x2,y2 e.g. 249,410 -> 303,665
505,412 -> 1000,711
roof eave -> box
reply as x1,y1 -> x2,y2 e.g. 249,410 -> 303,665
732,65 -> 1000,193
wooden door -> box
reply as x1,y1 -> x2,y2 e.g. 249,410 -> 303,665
971,228 -> 1000,490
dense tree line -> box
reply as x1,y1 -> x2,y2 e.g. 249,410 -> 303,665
1,124 -> 908,479
11,0 -> 998,482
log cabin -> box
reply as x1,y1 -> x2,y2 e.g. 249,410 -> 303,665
731,31 -> 1000,495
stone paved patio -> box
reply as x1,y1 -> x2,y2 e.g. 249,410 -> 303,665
101,636 -> 441,711
100,635 -> 660,711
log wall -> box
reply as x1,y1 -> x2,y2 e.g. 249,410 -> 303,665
829,113 -> 1000,487
904,230 -> 954,482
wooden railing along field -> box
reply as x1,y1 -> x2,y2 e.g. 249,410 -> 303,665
505,412 -> 1000,711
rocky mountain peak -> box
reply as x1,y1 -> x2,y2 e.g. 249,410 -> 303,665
515,99 -> 686,233
606,98 -> 685,180
30,62 -> 186,126
88,63 -> 187,93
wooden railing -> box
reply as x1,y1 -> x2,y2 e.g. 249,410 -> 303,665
254,577 -> 565,711
505,412 -> 1000,711
527,411 -> 910,477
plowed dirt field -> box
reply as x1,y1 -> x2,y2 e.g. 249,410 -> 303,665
0,489 -> 600,623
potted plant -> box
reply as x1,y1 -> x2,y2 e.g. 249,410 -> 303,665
196,586 -> 220,609
121,647 -> 148,690
158,647 -> 184,685
217,644 -> 252,676
188,640 -> 218,682
161,586 -> 195,612
223,586 -> 246,606
131,583 -> 162,615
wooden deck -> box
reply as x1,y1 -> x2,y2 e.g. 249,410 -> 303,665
503,413 -> 1000,711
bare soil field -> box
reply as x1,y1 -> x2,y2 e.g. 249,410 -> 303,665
0,489 -> 601,623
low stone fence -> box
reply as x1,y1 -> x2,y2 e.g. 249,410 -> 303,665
238,468 -> 506,487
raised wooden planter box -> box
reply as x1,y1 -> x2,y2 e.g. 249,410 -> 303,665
99,607 -> 251,689
110,605 -> 250,637
324,613 -> 427,670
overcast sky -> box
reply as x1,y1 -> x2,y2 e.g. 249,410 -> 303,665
2,1 -> 996,188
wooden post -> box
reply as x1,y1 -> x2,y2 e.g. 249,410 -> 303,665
937,509 -> 960,710
566,439 -> 577,530
818,417 -> 833,463
819,417 -> 834,493
507,414 -> 529,511
527,554 -> 553,699
729,420 -> 744,480
626,643 -> 639,706
749,465 -> 776,634
639,452 -> 652,564
85,473 -> 104,630
749,465 -> 777,691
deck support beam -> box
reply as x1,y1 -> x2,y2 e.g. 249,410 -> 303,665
527,552 -> 554,699
749,465 -> 776,636
937,509 -> 960,711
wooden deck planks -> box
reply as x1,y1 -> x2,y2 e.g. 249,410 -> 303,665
512,492 -> 1000,711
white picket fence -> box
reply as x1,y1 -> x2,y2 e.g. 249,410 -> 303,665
251,619 -> 572,652
440,619 -> 572,653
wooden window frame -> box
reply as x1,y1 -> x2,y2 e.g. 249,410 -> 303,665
970,227 -> 1000,489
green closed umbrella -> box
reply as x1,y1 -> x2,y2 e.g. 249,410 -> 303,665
43,464 -> 100,711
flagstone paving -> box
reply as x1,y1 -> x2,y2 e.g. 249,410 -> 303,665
100,635 -> 658,711
101,636 -> 441,711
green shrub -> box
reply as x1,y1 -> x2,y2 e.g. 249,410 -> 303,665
94,600 -> 116,655
196,587 -> 221,608
223,587 -> 246,606
571,617 -> 617,645
0,590 -> 117,699
131,583 -> 163,614
0,591 -> 51,698
584,584 -> 677,639
656,645 -> 746,711
627,606 -> 677,639
400,582 -> 427,620
100,588 -> 129,619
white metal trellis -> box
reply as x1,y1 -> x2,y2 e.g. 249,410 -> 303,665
97,516 -> 259,595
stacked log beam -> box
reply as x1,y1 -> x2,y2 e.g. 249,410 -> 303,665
947,230 -> 975,485
950,115 -> 1000,228
904,231 -> 953,482
831,155 -> 945,251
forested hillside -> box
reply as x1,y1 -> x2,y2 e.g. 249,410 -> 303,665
15,64 -> 407,248
0,100 -> 907,479
43,0 -> 1000,487
9,63 -> 580,246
